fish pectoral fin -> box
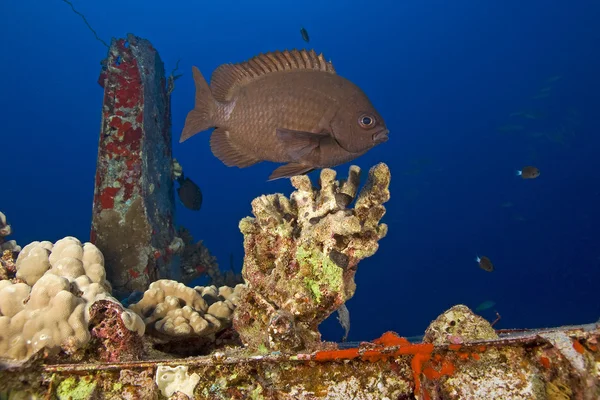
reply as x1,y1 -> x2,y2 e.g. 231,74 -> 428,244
210,128 -> 260,168
268,163 -> 314,181
276,128 -> 328,161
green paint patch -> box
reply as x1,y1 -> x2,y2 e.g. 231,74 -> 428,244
57,376 -> 97,400
296,245 -> 343,303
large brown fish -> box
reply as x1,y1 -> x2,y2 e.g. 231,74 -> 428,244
180,49 -> 389,180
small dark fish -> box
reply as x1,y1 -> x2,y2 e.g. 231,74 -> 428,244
517,166 -> 540,179
120,291 -> 143,307
180,50 -> 389,180
476,255 -> 494,272
177,173 -> 203,210
300,27 -> 310,43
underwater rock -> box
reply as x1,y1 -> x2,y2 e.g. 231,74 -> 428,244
233,163 -> 390,351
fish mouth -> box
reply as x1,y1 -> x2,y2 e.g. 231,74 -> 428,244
372,129 -> 389,144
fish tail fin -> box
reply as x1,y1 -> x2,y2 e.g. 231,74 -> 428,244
180,66 -> 217,143
516,170 -> 522,176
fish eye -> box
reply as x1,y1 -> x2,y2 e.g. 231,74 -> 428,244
358,114 -> 376,129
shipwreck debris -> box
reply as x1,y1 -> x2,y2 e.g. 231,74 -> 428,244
91,34 -> 179,298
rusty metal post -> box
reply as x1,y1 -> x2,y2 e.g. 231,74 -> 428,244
91,34 -> 178,298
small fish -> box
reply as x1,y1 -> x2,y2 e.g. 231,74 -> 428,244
177,173 -> 203,210
336,304 -> 350,342
516,166 -> 540,179
120,291 -> 143,307
475,300 -> 496,312
476,255 -> 494,272
180,50 -> 389,180
300,27 -> 310,43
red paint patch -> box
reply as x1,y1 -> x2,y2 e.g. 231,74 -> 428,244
422,359 -> 456,379
100,187 -> 120,209
572,340 -> 585,354
314,348 -> 359,361
195,265 -> 207,274
372,331 -> 411,347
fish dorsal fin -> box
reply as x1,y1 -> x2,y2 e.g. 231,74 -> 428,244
211,50 -> 336,102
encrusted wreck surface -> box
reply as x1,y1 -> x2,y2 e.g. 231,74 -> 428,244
1,314 -> 598,399
91,34 -> 179,298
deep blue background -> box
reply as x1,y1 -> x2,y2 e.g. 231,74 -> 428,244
1,0 -> 599,342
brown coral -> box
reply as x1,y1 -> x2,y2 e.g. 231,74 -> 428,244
233,163 -> 390,351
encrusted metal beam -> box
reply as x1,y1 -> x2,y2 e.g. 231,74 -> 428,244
91,34 -> 178,298
0,322 -> 598,399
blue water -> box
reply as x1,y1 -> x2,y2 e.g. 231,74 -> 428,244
1,0 -> 599,343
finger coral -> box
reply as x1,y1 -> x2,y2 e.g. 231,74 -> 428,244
0,237 -> 144,362
233,163 -> 390,351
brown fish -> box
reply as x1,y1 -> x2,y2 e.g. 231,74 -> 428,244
517,166 -> 540,179
476,255 -> 494,272
180,49 -> 389,180
176,174 -> 203,210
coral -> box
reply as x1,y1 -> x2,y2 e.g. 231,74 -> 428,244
155,365 -> 200,398
129,279 -> 244,344
419,305 -> 548,399
0,212 -> 21,254
0,237 -> 144,362
0,250 -> 16,281
88,299 -> 145,362
233,163 -> 390,351
423,304 -> 499,345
